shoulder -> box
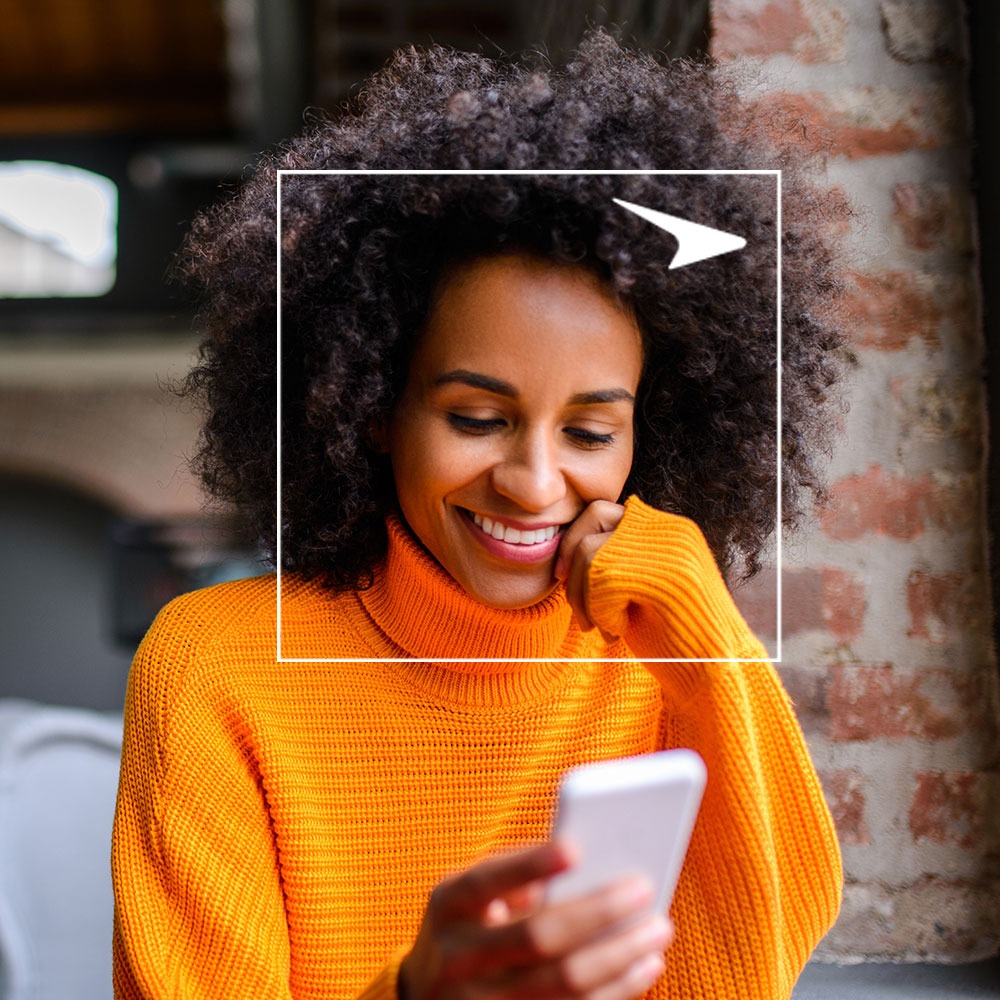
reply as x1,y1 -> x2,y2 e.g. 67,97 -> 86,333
140,571 -> 349,657
139,574 -> 281,667
125,574 -> 354,738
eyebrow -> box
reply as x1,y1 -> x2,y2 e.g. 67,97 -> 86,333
433,370 -> 517,396
432,369 -> 635,406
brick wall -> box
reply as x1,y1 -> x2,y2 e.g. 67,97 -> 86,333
715,0 -> 1000,963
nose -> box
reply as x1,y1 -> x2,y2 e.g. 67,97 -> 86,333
490,429 -> 567,512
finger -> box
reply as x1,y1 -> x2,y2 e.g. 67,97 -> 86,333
485,899 -> 512,926
431,842 -> 573,923
563,534 -> 596,632
583,952 -> 667,1000
492,912 -> 672,1000
564,533 -> 613,634
484,878 -> 546,926
554,501 -> 624,581
501,880 -> 547,921
477,875 -> 657,972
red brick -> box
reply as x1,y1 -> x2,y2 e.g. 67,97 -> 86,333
880,0 -> 964,65
712,0 -> 847,63
818,768 -> 870,845
906,568 -> 983,644
775,664 -> 828,736
892,181 -> 972,254
821,567 -> 866,642
752,87 -> 965,159
733,567 -> 785,640
910,771 -> 983,848
840,270 -> 942,351
733,566 -> 865,642
773,568 -> 821,636
827,664 -> 986,741
820,465 -> 971,542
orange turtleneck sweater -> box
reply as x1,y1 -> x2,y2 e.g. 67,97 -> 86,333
112,497 -> 841,1000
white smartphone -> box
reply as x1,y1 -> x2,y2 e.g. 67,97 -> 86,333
545,749 -> 707,914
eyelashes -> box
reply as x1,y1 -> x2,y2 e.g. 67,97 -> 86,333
446,413 -> 615,448
446,414 -> 505,433
565,427 -> 615,447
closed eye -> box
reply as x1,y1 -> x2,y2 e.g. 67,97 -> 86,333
565,427 -> 615,448
447,413 -> 506,433
447,413 -> 616,447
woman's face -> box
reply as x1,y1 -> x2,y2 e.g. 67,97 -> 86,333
385,252 -> 643,609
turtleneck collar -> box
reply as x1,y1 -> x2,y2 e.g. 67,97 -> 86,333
356,514 -> 581,663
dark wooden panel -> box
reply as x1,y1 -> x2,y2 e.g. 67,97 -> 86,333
0,0 -> 229,136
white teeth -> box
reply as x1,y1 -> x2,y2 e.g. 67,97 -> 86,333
470,512 -> 559,545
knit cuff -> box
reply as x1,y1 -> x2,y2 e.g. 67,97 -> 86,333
588,496 -> 766,674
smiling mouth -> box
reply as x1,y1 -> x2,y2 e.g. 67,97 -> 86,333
464,510 -> 561,546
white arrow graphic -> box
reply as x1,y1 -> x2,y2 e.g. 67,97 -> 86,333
613,198 -> 746,270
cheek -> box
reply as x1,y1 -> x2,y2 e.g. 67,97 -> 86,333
391,425 -> 485,505
568,446 -> 635,503
608,455 -> 635,498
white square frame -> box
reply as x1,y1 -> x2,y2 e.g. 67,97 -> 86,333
275,169 -> 782,663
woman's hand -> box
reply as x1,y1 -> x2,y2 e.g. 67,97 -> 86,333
399,841 -> 672,1000
554,501 -> 626,637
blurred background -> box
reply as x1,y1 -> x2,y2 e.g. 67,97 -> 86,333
0,0 -> 710,712
1,0 -> 999,994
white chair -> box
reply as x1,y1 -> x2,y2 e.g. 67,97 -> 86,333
0,700 -> 122,1000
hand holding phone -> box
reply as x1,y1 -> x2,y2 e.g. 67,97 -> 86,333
399,841 -> 672,1000
546,749 -> 707,915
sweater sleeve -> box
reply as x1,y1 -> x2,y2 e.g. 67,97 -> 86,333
112,594 -> 412,1000
111,598 -> 295,998
587,496 -> 842,1000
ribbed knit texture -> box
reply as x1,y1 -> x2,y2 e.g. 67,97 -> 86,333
112,497 -> 842,1000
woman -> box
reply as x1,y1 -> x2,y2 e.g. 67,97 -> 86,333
112,32 -> 845,1000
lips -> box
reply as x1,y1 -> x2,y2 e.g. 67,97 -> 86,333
459,508 -> 565,564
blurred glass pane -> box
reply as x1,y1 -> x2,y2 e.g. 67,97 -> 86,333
0,161 -> 117,298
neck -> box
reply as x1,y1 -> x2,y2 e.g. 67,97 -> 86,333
357,514 -> 581,663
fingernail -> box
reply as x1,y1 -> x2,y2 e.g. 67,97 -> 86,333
641,916 -> 671,949
615,877 -> 653,909
551,838 -> 578,868
634,953 -> 665,985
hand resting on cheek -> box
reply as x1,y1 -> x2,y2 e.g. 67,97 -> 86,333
554,500 -> 627,641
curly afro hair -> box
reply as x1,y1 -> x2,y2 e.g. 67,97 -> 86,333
179,30 -> 846,589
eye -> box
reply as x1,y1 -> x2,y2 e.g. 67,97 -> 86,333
564,427 -> 616,448
447,413 -> 506,434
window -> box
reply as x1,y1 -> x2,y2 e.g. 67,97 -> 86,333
0,161 -> 117,299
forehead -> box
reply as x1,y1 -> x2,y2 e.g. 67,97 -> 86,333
413,252 -> 643,380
